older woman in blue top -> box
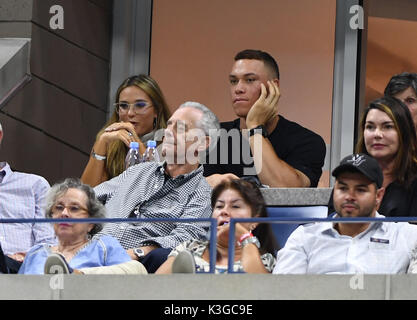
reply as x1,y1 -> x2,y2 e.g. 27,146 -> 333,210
19,178 -> 132,274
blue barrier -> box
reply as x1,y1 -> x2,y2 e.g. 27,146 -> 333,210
3,216 -> 417,274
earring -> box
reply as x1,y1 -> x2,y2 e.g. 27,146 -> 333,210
153,117 -> 157,129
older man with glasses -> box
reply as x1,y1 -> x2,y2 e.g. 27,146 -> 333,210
92,101 -> 220,273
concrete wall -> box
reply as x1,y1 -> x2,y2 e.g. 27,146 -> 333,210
2,274 -> 417,300
0,0 -> 113,184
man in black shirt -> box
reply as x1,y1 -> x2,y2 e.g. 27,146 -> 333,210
203,49 -> 326,188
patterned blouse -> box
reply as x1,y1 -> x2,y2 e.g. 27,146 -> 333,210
168,239 -> 276,273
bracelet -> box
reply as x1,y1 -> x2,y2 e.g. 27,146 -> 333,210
240,236 -> 261,249
91,149 -> 106,161
238,232 -> 253,245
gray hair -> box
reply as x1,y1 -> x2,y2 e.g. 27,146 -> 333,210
384,72 -> 417,97
179,101 -> 220,149
45,178 -> 106,236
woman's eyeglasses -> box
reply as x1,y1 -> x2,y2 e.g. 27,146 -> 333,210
51,204 -> 88,216
114,101 -> 153,115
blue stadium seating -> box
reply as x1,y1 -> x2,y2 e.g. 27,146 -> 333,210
266,206 -> 328,248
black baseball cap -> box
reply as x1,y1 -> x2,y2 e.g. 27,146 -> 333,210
332,153 -> 383,188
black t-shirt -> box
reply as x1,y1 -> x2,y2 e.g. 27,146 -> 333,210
203,115 -> 326,187
327,178 -> 417,217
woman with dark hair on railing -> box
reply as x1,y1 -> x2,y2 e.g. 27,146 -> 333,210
156,179 -> 279,274
18,178 -> 145,274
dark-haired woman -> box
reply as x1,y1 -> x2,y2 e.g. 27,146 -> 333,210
329,96 -> 417,217
156,179 -> 279,274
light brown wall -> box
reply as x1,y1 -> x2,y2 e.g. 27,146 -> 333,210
365,16 -> 417,106
150,0 -> 336,187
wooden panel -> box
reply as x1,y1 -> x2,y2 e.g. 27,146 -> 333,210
2,77 -> 106,154
365,16 -> 417,106
88,0 -> 113,12
0,113 -> 89,184
32,0 -> 112,60
369,0 -> 417,22
30,24 -> 109,110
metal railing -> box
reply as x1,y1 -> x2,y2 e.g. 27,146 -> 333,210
0,217 -> 218,273
1,215 -> 416,274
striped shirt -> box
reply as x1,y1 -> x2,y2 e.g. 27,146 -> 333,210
0,162 -> 56,255
94,161 -> 212,250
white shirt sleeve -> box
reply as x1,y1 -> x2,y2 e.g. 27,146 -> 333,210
273,225 -> 309,274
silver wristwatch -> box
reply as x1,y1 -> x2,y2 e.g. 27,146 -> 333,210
91,149 -> 106,161
134,248 -> 145,260
240,236 -> 260,249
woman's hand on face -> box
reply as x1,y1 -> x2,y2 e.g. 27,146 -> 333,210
100,122 -> 142,147
217,222 -> 251,245
235,222 -> 252,242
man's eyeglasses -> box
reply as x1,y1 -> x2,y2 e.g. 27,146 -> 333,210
51,204 -> 88,216
114,101 -> 153,115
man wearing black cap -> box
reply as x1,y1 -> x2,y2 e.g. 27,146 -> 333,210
273,153 -> 417,274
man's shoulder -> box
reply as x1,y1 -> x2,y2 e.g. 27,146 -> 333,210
272,116 -> 326,156
291,221 -> 337,246
188,166 -> 212,194
276,116 -> 323,140
12,171 -> 50,188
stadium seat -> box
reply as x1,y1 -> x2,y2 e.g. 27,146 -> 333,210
266,206 -> 328,248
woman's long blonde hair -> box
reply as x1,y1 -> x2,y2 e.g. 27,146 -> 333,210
98,75 -> 171,179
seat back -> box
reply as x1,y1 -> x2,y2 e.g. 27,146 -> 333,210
266,206 -> 328,248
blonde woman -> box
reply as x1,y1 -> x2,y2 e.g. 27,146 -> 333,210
81,75 -> 171,187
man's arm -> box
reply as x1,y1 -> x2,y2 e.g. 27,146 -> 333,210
93,167 -> 132,204
273,227 -> 308,274
249,134 -> 311,187
134,188 -> 212,250
246,81 -> 320,187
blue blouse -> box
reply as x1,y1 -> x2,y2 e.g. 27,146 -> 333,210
18,235 -> 131,274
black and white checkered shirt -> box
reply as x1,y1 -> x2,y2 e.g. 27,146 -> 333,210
94,161 -> 212,250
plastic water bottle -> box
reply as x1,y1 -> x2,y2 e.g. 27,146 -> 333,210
125,141 -> 141,169
142,140 -> 160,162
